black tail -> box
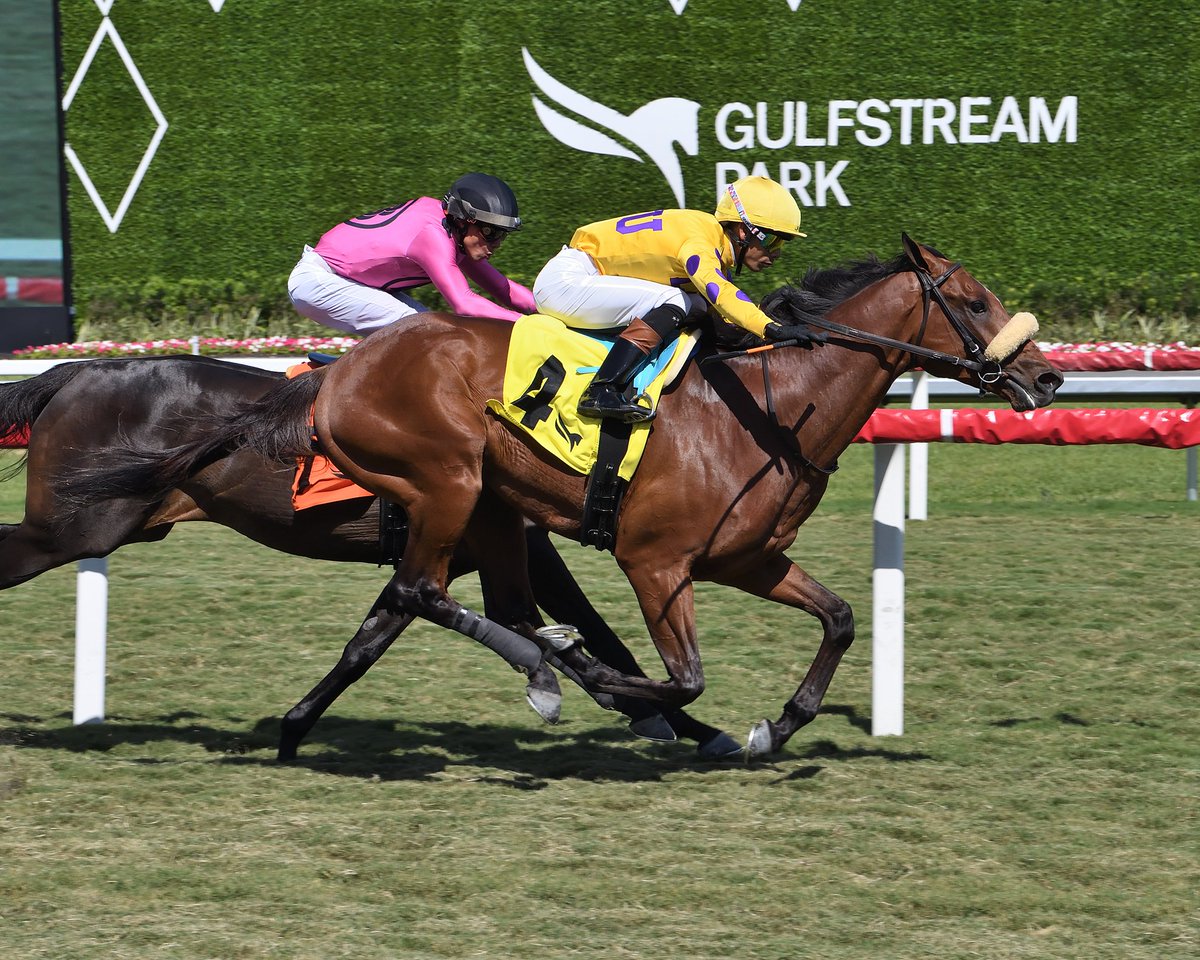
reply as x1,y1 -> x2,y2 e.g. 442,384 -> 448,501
0,361 -> 97,481
58,367 -> 327,511
0,360 -> 93,444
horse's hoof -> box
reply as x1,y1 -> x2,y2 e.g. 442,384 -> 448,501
628,714 -> 677,742
535,624 -> 584,652
696,731 -> 743,760
525,684 -> 562,724
277,744 -> 298,763
745,720 -> 775,760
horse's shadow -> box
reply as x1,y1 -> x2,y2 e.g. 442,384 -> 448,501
0,704 -> 931,786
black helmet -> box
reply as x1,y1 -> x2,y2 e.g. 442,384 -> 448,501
443,173 -> 522,231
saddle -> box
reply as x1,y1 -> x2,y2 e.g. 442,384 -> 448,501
486,314 -> 700,551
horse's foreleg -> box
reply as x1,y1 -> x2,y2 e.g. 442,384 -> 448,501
547,562 -> 705,711
718,555 -> 854,758
462,497 -> 571,723
524,525 -> 738,755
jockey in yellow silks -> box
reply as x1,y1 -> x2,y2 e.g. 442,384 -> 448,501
533,175 -> 818,423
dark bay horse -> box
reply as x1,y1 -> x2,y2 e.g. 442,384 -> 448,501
0,356 -> 737,758
60,238 -> 1063,758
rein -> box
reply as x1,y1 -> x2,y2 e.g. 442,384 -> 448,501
705,264 -> 1005,385
705,264 -> 1008,388
700,259 -> 1021,475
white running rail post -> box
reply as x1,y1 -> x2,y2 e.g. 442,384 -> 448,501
908,371 -> 930,520
872,443 -> 906,736
73,558 -> 108,724
1188,403 -> 1198,502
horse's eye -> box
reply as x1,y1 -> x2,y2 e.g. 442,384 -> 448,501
969,300 -> 987,314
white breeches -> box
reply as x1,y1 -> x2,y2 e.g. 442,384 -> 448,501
287,246 -> 428,334
533,246 -> 701,330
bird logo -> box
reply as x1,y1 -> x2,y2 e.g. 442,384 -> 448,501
522,48 -> 700,207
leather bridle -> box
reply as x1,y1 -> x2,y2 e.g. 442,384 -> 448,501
710,261 -> 1017,387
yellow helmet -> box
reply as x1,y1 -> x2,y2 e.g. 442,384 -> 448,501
715,175 -> 806,239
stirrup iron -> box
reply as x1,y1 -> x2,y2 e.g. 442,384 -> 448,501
535,624 -> 584,652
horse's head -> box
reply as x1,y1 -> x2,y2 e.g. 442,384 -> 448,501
900,234 -> 1063,411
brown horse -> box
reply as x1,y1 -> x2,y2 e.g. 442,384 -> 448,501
61,237 -> 1063,758
0,356 -> 738,758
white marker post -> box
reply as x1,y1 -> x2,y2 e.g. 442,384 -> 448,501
908,371 -> 930,520
872,443 -> 905,736
73,558 -> 108,724
1188,404 -> 1198,502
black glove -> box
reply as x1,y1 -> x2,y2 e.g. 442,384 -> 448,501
762,321 -> 827,346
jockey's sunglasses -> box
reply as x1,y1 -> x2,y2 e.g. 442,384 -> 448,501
475,222 -> 511,242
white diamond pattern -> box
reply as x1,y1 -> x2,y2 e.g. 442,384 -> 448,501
670,0 -> 801,12
62,17 -> 168,233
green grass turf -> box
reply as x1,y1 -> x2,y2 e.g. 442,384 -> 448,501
0,443 -> 1197,959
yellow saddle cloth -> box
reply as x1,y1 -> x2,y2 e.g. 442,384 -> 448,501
486,314 -> 699,479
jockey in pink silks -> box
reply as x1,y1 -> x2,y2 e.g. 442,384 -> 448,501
288,173 -> 536,334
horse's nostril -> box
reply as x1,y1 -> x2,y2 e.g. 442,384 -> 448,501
1039,369 -> 1065,391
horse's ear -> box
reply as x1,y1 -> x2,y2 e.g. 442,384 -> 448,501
901,233 -> 930,274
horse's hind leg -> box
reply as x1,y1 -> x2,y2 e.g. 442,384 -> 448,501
277,446 -> 544,758
278,579 -> 418,760
276,513 -> 540,763
276,512 -> 570,761
717,555 -> 854,758
0,522 -> 85,589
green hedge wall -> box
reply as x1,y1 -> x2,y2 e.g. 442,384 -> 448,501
59,0 -> 1199,330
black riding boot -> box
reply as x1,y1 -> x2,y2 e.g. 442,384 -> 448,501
577,338 -> 655,423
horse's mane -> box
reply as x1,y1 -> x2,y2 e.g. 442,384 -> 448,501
761,251 -> 918,327
705,244 -> 947,346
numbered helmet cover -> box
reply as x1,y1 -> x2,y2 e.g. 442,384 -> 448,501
444,173 -> 522,231
714,175 -> 805,239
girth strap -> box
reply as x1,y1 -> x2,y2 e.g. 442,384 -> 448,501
580,419 -> 632,552
378,498 -> 408,569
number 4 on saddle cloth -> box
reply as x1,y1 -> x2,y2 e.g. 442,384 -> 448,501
486,313 -> 701,550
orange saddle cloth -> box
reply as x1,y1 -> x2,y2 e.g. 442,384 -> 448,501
286,361 -> 374,511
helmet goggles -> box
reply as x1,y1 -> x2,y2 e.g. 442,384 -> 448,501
448,195 -> 521,232
443,173 -> 523,241
475,222 -> 510,242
